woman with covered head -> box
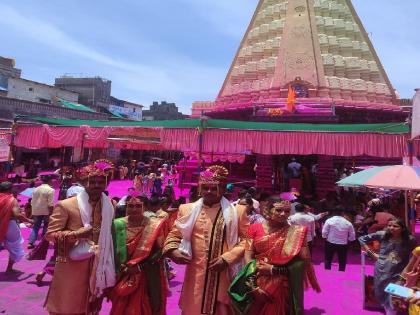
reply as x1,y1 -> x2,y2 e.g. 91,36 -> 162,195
110,196 -> 168,315
231,197 -> 320,315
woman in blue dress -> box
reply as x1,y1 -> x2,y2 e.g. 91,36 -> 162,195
359,217 -> 416,315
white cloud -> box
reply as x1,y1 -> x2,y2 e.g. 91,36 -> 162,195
177,0 -> 256,38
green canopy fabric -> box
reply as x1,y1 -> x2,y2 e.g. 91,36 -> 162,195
17,115 -> 408,134
56,99 -> 97,113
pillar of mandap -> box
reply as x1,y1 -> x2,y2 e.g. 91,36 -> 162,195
316,155 -> 336,198
255,154 -> 274,193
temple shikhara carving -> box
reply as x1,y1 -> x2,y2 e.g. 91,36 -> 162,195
192,0 -> 404,123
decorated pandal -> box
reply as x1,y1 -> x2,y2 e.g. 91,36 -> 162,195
10,118 -> 417,157
8,118 -> 418,195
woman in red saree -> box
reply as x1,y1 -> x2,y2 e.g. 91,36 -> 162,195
110,196 -> 168,315
244,198 -> 320,315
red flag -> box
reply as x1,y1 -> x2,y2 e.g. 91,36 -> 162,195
286,85 -> 296,112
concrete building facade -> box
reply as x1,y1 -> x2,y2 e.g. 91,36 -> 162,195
0,57 -> 21,97
0,57 -> 21,79
55,76 -> 112,110
0,96 -> 108,124
7,77 -> 79,104
143,101 -> 186,120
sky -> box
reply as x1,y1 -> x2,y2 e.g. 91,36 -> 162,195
1,0 -> 419,114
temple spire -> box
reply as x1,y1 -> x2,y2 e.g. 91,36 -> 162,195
215,0 -> 397,107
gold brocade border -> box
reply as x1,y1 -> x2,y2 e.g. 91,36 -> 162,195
130,216 -> 166,263
257,225 -> 307,265
281,225 -> 306,258
201,209 -> 225,315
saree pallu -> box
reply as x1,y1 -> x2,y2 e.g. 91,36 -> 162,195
110,217 -> 167,315
248,259 -> 307,315
259,225 -> 320,294
229,259 -> 306,315
231,225 -> 319,315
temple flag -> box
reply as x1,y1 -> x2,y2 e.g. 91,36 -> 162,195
411,89 -> 420,139
286,85 -> 296,112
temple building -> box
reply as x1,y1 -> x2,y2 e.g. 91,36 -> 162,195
190,0 -> 408,194
192,0 -> 405,123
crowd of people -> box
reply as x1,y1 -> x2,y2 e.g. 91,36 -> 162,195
0,158 -> 420,315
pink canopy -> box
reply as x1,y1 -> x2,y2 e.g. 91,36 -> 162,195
161,128 -> 418,158
13,124 -> 419,158
14,125 -> 161,150
15,125 -> 112,148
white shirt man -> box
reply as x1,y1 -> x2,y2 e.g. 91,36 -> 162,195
322,209 -> 356,272
29,178 -> 55,248
322,215 -> 356,245
288,203 -> 316,255
31,183 -> 54,216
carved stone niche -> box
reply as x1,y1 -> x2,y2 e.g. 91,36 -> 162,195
294,5 -> 306,17
295,5 -> 306,13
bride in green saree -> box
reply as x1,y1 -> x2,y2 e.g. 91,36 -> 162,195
229,198 -> 320,315
110,196 -> 168,315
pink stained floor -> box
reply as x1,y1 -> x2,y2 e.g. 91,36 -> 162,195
0,180 -> 386,315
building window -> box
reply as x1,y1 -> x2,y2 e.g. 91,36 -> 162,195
28,87 -> 34,92
39,98 -> 51,104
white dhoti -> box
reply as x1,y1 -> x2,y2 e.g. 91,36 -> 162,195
4,220 -> 25,262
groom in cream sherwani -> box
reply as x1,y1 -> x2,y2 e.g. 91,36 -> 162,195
164,165 -> 249,315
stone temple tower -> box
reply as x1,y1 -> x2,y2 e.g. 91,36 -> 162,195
192,0 -> 403,123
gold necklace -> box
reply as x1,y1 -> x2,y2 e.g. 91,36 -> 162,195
265,222 -> 288,234
127,216 -> 143,228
